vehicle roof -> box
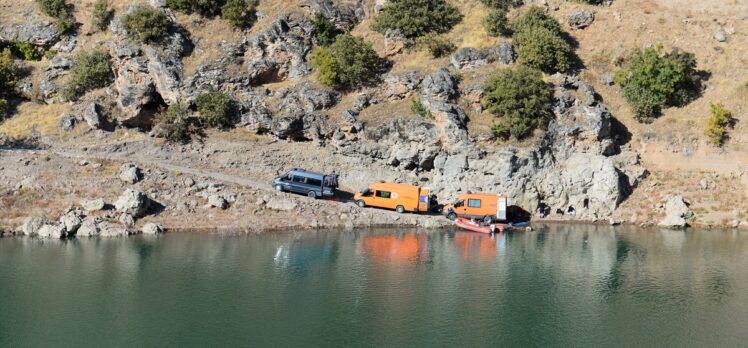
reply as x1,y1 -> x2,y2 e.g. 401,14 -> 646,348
459,192 -> 506,198
368,182 -> 421,190
288,168 -> 325,178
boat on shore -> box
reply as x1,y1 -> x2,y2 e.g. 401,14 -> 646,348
455,217 -> 505,234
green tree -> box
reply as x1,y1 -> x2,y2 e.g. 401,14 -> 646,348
91,0 -> 113,32
705,103 -> 734,147
36,0 -> 76,33
157,103 -> 192,143
512,6 -> 563,35
59,49 -> 112,101
415,34 -> 456,58
616,46 -> 701,122
513,27 -> 572,73
310,34 -> 383,89
482,9 -> 511,37
122,6 -> 172,43
371,0 -> 462,39
10,41 -> 42,61
483,66 -> 552,140
221,0 -> 257,29
314,13 -> 339,46
0,48 -> 19,119
194,88 -> 233,128
480,0 -> 513,9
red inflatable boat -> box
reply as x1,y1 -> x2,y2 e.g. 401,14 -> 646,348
455,217 -> 505,234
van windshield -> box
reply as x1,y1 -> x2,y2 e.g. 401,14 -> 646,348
361,188 -> 372,196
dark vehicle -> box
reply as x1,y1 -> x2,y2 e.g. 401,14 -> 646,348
272,168 -> 338,199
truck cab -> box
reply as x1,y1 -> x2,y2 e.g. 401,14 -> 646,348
272,168 -> 337,199
443,192 -> 507,223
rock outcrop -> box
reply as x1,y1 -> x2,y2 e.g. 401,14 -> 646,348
114,189 -> 151,218
568,10 -> 595,30
659,195 -> 693,229
243,13 -> 315,84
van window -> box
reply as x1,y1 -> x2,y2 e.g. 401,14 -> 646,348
306,178 -> 322,187
292,175 -> 305,183
468,199 -> 481,208
375,191 -> 391,199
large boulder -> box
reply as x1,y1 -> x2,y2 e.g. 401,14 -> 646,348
99,222 -> 131,237
142,223 -> 165,235
300,0 -> 362,30
449,48 -> 488,70
119,163 -> 142,184
59,209 -> 84,234
243,13 -> 315,84
76,217 -> 101,237
383,71 -> 423,100
37,223 -> 67,239
659,195 -> 693,229
114,189 -> 151,218
266,197 -> 298,211
0,20 -> 60,46
568,10 -> 595,30
17,216 -> 48,236
81,198 -> 106,212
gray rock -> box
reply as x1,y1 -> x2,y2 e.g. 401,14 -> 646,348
266,197 -> 298,211
81,198 -> 106,212
59,209 -> 84,234
142,223 -> 165,234
568,10 -> 595,30
244,13 -> 315,83
118,213 -> 135,227
714,29 -> 727,42
48,56 -> 73,70
118,163 -> 142,184
659,195 -> 693,229
207,195 -> 228,209
114,189 -> 151,218
383,71 -> 422,100
37,224 -> 66,239
60,114 -> 76,131
238,94 -> 273,133
300,0 -> 361,30
384,29 -> 406,56
488,42 -> 515,65
99,222 -> 131,237
599,72 -> 614,86
0,20 -> 61,46
449,48 -> 488,70
83,103 -> 102,129
76,217 -> 101,237
52,35 -> 77,53
18,216 -> 47,236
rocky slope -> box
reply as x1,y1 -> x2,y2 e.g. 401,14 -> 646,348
0,0 -> 746,237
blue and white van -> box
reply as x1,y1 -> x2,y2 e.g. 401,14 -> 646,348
272,168 -> 338,199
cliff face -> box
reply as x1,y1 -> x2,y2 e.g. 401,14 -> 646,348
0,0 -> 746,232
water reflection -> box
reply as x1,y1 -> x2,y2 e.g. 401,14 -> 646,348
0,226 -> 746,347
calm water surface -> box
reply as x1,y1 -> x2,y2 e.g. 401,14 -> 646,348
0,225 -> 746,347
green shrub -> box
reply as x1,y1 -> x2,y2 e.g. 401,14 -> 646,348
371,0 -> 462,39
10,41 -> 42,61
572,0 -> 605,4
514,26 -> 572,73
91,0 -> 113,32
314,13 -> 339,46
705,103 -> 735,147
122,6 -> 172,43
166,0 -> 222,16
415,34 -> 456,58
482,9 -> 511,37
0,98 -> 7,119
310,34 -> 383,89
157,103 -> 192,143
44,49 -> 58,60
411,99 -> 433,119
0,49 -> 18,96
36,0 -> 75,33
59,49 -> 112,101
221,0 -> 257,29
482,66 -> 552,140
616,46 -> 700,122
480,0 -> 513,9
195,88 -> 233,128
512,6 -> 563,35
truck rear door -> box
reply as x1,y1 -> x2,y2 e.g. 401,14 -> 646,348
418,188 -> 430,213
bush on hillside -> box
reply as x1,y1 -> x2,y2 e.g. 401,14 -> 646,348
705,103 -> 735,147
91,0 -> 113,32
310,34 -> 383,89
411,99 -> 433,119
415,34 -> 456,58
195,88 -> 233,128
572,0 -> 605,4
513,27 -> 572,73
480,0 -> 513,9
615,46 -> 700,122
314,13 -> 339,46
9,41 -> 42,61
482,9 -> 511,37
166,0 -> 221,16
0,49 -> 19,118
122,6 -> 172,43
483,66 -> 552,140
35,0 -> 76,33
511,6 -> 572,73
221,0 -> 257,29
157,103 -> 192,143
59,49 -> 112,101
371,0 -> 462,39
0,99 -> 7,119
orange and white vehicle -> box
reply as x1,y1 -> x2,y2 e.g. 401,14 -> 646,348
354,181 -> 431,214
443,192 -> 508,224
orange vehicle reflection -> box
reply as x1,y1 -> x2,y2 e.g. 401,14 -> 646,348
452,232 -> 500,259
361,234 -> 428,264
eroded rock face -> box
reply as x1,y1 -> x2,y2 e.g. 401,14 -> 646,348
300,0 -> 362,30
383,71 -> 423,100
244,13 -> 315,84
419,68 -> 469,148
0,20 -> 60,46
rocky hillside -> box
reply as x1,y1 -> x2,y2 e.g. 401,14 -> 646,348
0,0 -> 746,235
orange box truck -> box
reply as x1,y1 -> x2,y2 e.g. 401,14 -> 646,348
443,192 -> 508,224
354,182 -> 431,214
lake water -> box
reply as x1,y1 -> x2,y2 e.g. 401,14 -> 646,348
0,225 -> 746,347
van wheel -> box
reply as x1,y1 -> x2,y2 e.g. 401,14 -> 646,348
356,200 -> 365,208
484,216 -> 493,224
307,191 -> 317,199
275,185 -> 282,192
446,212 -> 457,220
396,205 -> 405,214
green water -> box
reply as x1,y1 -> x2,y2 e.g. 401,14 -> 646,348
0,225 -> 746,347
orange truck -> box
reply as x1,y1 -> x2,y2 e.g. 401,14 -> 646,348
443,192 -> 508,224
354,182 -> 431,213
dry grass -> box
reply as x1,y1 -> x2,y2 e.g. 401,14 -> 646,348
443,0 -> 504,49
0,102 -> 75,139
